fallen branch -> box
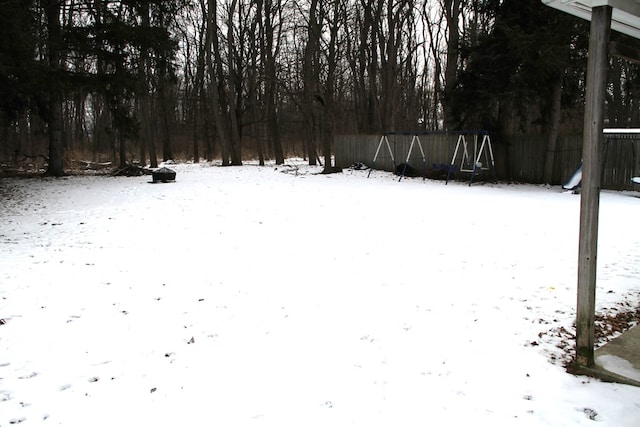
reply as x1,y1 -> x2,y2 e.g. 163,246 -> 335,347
111,162 -> 151,177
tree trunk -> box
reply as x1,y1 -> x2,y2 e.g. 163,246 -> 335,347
367,1 -> 383,132
192,99 -> 200,164
322,0 -> 340,173
44,0 -> 64,176
381,0 -> 398,130
356,0 -> 374,132
147,98 -> 159,168
423,2 -> 443,130
263,0 -> 284,165
543,75 -> 562,184
191,39 -> 202,164
443,0 -> 461,130
248,0 -> 264,164
138,94 -> 157,167
118,127 -> 126,167
226,0 -> 242,165
138,104 -> 147,165
158,61 -> 173,162
303,0 -> 321,166
206,0 -> 230,165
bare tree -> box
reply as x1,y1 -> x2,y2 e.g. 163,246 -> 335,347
322,0 -> 339,171
43,0 -> 64,176
421,1 -> 444,129
205,0 -> 232,165
302,0 -> 322,165
442,0 -> 461,129
261,0 -> 285,164
225,0 -> 242,165
138,1 -> 158,167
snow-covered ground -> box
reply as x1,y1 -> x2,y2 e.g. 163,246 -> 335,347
1,160 -> 639,426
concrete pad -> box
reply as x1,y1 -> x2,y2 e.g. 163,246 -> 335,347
593,325 -> 640,386
568,325 -> 640,387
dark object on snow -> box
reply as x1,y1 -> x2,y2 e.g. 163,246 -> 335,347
321,166 -> 343,174
395,163 -> 421,178
351,162 -> 368,170
152,167 -> 176,183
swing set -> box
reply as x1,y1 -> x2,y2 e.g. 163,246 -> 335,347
367,130 -> 496,185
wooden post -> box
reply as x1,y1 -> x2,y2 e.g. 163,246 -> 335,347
575,5 -> 611,368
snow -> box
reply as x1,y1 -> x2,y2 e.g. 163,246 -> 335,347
1,159 -> 639,426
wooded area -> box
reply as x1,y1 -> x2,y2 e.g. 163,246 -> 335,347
2,0 -> 640,181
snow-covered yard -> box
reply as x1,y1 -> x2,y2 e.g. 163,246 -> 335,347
1,160 -> 639,426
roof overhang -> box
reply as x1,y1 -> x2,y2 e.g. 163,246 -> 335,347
543,0 -> 640,39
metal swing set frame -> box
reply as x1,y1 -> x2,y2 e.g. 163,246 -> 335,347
445,131 -> 496,185
367,130 -> 496,185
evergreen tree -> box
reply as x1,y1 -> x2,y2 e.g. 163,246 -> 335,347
0,0 -> 40,123
449,0 -> 588,132
68,0 -> 180,166
0,0 -> 181,171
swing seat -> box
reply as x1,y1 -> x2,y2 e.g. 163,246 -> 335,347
429,163 -> 456,179
395,163 -> 421,177
433,163 -> 456,173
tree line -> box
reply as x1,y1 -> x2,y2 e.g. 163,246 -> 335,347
1,0 -> 640,178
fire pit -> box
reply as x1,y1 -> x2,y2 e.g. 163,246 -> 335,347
152,167 -> 176,183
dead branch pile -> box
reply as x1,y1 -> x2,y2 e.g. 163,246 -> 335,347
111,162 -> 151,177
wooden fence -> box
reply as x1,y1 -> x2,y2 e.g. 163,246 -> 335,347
334,133 -> 640,191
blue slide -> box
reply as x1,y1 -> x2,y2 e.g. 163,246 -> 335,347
563,164 -> 582,190
564,163 -> 640,188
